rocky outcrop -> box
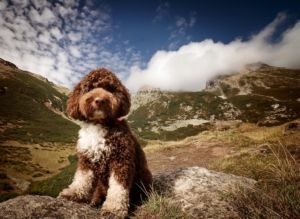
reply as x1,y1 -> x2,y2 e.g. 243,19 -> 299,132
153,166 -> 256,218
0,195 -> 100,219
0,166 -> 256,219
130,85 -> 162,113
0,58 -> 18,69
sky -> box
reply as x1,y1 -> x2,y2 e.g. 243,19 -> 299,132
0,0 -> 300,93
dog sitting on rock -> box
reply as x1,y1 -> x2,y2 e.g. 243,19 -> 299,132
58,68 -> 152,218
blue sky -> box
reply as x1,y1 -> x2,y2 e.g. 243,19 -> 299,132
0,0 -> 299,93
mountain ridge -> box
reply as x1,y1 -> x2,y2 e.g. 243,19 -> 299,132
129,63 -> 300,141
0,57 -> 79,185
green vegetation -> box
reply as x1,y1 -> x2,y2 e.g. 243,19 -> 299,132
0,68 -> 79,143
219,81 -> 240,97
27,155 -> 78,197
129,91 -> 225,141
0,146 -> 51,178
229,94 -> 300,126
0,173 -> 18,202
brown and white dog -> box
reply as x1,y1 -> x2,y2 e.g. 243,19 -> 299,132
57,68 -> 152,218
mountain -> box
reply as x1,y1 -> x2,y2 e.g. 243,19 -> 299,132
0,58 -> 79,144
128,63 -> 300,141
0,58 -> 79,191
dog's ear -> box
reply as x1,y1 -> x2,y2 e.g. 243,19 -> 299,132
112,85 -> 131,118
67,82 -> 85,120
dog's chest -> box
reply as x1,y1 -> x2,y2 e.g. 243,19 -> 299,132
77,123 -> 110,163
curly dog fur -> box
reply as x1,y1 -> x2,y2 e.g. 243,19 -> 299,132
57,68 -> 152,217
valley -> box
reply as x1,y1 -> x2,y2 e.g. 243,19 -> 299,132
0,58 -> 300,218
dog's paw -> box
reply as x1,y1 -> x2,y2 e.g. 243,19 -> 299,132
57,190 -> 74,201
57,189 -> 87,203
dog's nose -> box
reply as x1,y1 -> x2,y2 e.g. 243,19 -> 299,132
94,97 -> 105,106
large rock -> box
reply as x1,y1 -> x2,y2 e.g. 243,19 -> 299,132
0,195 -> 100,219
153,166 -> 256,218
0,166 -> 256,219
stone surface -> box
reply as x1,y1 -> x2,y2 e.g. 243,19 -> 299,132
153,166 -> 256,218
0,166 -> 256,219
0,195 -> 100,219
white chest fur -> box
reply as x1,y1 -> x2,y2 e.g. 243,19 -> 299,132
77,122 -> 110,163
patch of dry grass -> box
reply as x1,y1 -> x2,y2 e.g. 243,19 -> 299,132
209,120 -> 300,218
131,190 -> 187,219
0,142 -> 76,181
224,142 -> 300,218
143,130 -> 219,154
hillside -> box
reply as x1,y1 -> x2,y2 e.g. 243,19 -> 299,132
1,59 -> 300,217
0,58 -> 78,144
128,63 -> 300,141
0,58 -> 79,197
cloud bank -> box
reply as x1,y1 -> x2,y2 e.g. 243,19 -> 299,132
126,13 -> 300,93
0,0 -> 142,88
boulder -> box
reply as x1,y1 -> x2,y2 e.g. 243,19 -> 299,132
0,195 -> 100,219
153,166 -> 256,218
0,166 -> 256,219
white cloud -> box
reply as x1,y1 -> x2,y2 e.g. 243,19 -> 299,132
125,13 -> 300,93
0,0 -> 8,10
68,31 -> 82,42
41,7 -> 57,24
103,36 -> 113,44
153,2 -> 170,23
69,45 -> 81,58
0,0 -> 143,89
168,41 -> 179,50
50,27 -> 64,40
11,0 -> 29,7
176,17 -> 187,27
189,11 -> 197,27
169,14 -> 194,40
38,32 -> 52,44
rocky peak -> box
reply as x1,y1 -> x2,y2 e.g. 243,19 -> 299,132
0,58 -> 18,69
130,85 -> 162,114
136,85 -> 160,95
245,62 -> 268,71
206,62 -> 269,90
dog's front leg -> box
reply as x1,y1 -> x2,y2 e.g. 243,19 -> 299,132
57,167 -> 94,203
101,171 -> 132,218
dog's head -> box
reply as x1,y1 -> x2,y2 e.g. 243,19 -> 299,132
67,68 -> 131,122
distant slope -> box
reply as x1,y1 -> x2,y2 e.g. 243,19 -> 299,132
206,63 -> 300,125
128,63 -> 300,141
0,58 -> 79,144
128,89 -> 235,141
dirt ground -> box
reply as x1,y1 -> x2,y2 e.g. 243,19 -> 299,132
147,140 -> 238,174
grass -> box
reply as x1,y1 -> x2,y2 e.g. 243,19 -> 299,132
27,155 -> 78,197
132,190 -> 188,219
137,123 -> 211,141
224,143 -> 300,218
0,173 -> 19,202
129,90 -> 227,141
2,120 -> 299,218
209,120 -> 300,218
0,67 -> 79,144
